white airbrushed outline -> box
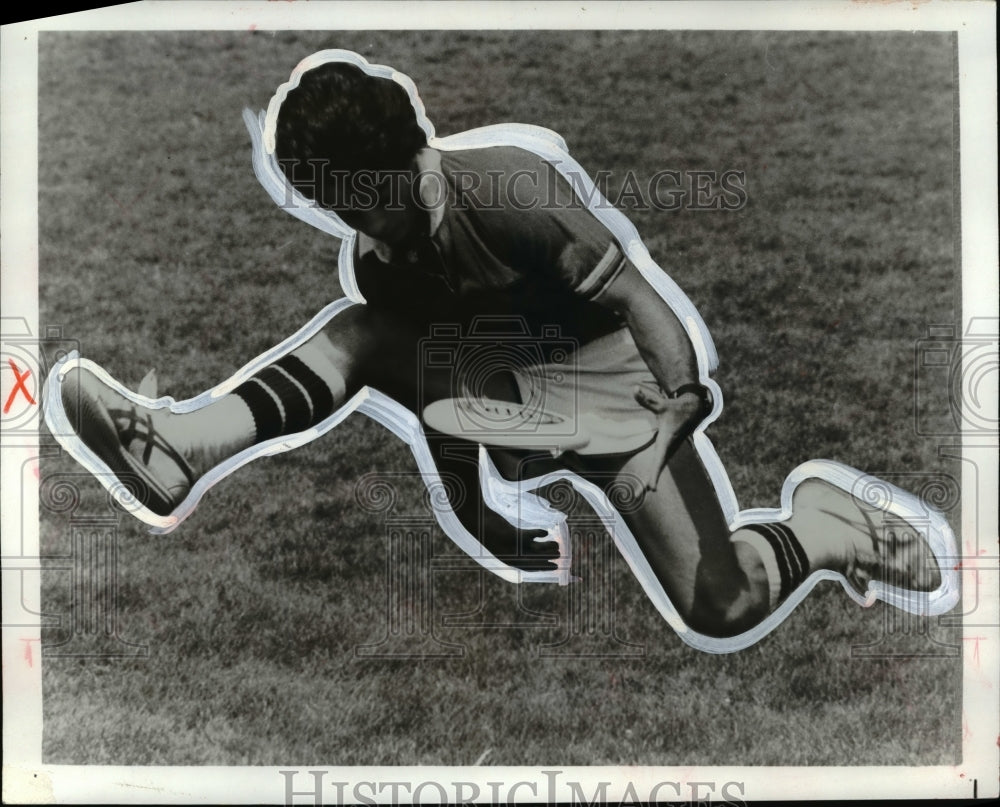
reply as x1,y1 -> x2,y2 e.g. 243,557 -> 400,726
43,49 -> 959,653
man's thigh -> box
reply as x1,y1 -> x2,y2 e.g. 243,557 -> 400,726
337,307 -> 526,412
576,439 -> 743,621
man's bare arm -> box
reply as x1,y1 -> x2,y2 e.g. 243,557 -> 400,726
597,261 -> 711,489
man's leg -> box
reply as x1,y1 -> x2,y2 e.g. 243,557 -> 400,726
59,303 -> 375,514
580,438 -> 946,639
578,440 -> 770,637
57,303 -> 559,570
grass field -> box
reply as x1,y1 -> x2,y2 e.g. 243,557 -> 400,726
37,30 -> 962,766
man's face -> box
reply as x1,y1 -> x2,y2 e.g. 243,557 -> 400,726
338,206 -> 417,246
332,165 -> 427,246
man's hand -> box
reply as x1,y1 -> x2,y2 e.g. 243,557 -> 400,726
634,384 -> 711,491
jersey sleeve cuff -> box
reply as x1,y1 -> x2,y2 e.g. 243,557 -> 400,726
574,241 -> 629,301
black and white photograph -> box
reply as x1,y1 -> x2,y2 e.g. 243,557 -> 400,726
2,2 -> 997,803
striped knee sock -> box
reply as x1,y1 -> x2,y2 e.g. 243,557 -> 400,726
232,344 -> 346,442
733,523 -> 811,609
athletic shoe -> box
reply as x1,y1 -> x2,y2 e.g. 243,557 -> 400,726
845,507 -> 942,596
57,365 -> 198,516
789,460 -> 958,615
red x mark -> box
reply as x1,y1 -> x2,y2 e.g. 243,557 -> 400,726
3,359 -> 36,413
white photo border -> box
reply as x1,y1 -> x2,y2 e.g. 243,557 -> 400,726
2,1 -> 997,803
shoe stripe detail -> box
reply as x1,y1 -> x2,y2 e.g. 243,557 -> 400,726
142,413 -> 156,465
275,355 -> 335,424
137,422 -> 199,487
233,377 -> 284,441
100,408 -> 198,508
256,366 -> 312,433
121,405 -> 138,449
104,405 -> 199,488
743,523 -> 793,601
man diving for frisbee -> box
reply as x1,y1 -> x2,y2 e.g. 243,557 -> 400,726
45,50 -> 959,652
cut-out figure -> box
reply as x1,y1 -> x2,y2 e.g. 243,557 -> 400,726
46,51 -> 958,652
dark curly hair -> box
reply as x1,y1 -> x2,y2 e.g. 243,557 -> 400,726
274,61 -> 428,211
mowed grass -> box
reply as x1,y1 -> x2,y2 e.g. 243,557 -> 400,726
37,31 -> 961,766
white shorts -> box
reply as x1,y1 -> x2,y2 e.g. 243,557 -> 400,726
512,327 -> 661,455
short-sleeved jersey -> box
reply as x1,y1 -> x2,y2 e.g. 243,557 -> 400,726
352,145 -> 631,358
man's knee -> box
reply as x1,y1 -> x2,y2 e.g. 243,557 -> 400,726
322,305 -> 426,397
319,304 -> 381,359
686,571 -> 770,638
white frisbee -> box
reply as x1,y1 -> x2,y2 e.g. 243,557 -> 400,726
422,397 -> 655,455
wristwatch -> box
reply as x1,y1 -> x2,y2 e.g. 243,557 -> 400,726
667,383 -> 713,415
